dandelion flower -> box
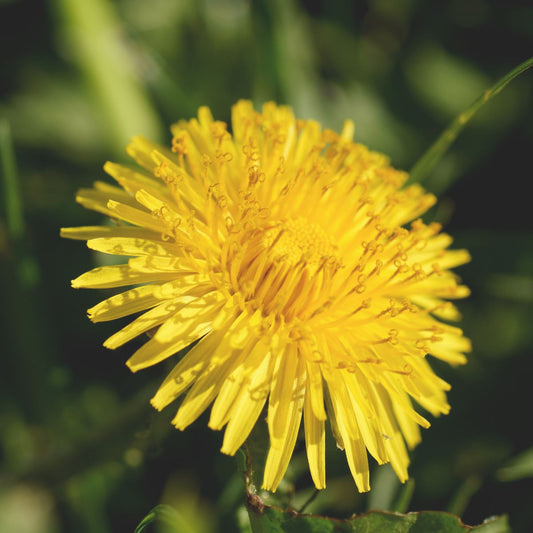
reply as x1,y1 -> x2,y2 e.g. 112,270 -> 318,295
62,101 -> 471,492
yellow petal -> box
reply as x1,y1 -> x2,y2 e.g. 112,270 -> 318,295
104,161 -> 170,198
370,383 -> 409,482
304,358 -> 326,421
208,316 -> 265,430
172,324 -> 246,430
324,371 -> 370,492
126,293 -> 225,371
430,331 -> 471,365
150,330 -> 223,410
343,434 -> 370,493
153,292 -> 225,344
106,200 -> 165,233
127,255 -> 198,274
267,343 -> 301,445
172,311 -> 252,429
60,225 -> 158,241
88,284 -> 164,322
262,354 -> 306,492
87,237 -> 179,257
304,372 -> 326,489
72,264 -> 179,289
126,135 -> 176,171
344,372 -> 387,465
103,286 -> 215,348
434,249 -> 471,269
392,395 -> 421,450
220,346 -> 273,455
149,150 -> 205,212
410,295 -> 462,321
104,301 -> 178,349
76,182 -> 137,212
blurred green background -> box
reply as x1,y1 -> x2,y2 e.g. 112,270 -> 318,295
1,0 -> 532,532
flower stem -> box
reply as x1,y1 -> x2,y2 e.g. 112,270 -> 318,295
0,119 -> 24,242
446,475 -> 482,518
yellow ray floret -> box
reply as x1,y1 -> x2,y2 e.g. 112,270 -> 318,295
62,100 -> 471,493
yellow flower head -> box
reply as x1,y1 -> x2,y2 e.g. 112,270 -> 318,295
62,101 -> 471,492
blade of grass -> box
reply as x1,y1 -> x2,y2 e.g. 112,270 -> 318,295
497,447 -> 533,482
0,119 -> 24,241
54,0 -> 164,156
446,475 -> 482,518
0,119 -> 53,421
0,119 -> 39,288
391,479 -> 415,514
409,57 -> 533,184
367,464 -> 399,511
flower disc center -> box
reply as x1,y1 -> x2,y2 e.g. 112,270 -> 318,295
263,217 -> 337,267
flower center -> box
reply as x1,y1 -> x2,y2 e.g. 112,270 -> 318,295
263,217 -> 337,267
221,216 -> 342,324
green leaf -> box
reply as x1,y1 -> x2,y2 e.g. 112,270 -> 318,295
497,447 -> 533,482
392,480 -> 415,514
55,0 -> 164,155
0,119 -> 23,240
240,445 -> 509,533
134,505 -> 188,533
446,475 -> 483,518
366,464 -> 400,511
409,56 -> 533,184
0,119 -> 40,288
247,506 -> 510,533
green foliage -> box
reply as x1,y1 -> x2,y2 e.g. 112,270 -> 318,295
55,0 -> 164,154
0,120 -> 23,240
408,57 -> 533,184
497,448 -> 533,482
238,442 -> 509,533
246,507 -> 510,533
135,505 -> 186,533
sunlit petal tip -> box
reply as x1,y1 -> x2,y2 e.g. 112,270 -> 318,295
101,340 -> 114,351
125,356 -> 148,373
340,119 -> 355,141
125,360 -> 139,373
461,250 -> 472,264
64,100 -> 471,492
59,227 -> 75,239
438,404 -> 451,416
86,310 -> 99,324
171,413 -> 188,431
360,483 -> 371,493
461,286 -> 472,297
102,160 -> 117,174
150,394 -> 167,412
